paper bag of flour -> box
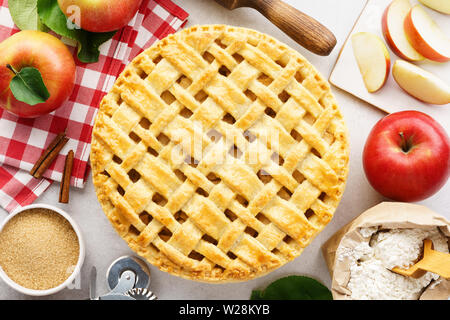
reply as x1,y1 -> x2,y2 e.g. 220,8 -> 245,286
322,202 -> 450,300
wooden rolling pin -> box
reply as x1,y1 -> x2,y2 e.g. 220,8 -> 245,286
214,0 -> 337,56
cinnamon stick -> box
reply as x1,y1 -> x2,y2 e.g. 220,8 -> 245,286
30,132 -> 69,179
59,150 -> 74,204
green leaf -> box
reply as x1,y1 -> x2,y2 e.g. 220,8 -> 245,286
9,66 -> 50,105
37,0 -> 116,63
250,276 -> 333,300
76,30 -> 118,63
8,0 -> 48,31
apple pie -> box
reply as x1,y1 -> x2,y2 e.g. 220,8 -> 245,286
91,25 -> 349,282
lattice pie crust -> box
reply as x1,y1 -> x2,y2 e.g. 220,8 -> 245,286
91,25 -> 349,282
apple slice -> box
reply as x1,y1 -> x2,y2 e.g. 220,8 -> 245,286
352,32 -> 391,93
419,0 -> 450,14
404,5 -> 450,62
382,0 -> 424,62
392,60 -> 450,105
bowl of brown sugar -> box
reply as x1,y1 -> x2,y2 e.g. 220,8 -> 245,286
0,204 -> 85,296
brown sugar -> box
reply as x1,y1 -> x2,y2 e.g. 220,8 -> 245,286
0,208 -> 80,290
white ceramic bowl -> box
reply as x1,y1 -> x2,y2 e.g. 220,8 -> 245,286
0,203 -> 85,296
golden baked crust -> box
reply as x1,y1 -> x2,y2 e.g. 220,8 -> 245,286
91,25 -> 349,282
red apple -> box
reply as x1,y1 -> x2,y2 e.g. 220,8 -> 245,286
0,30 -> 76,118
363,111 -> 450,202
58,0 -> 143,33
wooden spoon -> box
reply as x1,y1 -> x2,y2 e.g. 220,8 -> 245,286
214,0 -> 337,56
392,239 -> 450,279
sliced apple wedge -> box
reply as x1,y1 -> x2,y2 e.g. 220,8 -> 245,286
419,0 -> 450,14
352,32 -> 391,93
392,60 -> 450,105
382,0 -> 424,61
404,5 -> 450,62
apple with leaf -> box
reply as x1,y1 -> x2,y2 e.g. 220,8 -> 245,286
0,30 -> 76,118
8,0 -> 144,63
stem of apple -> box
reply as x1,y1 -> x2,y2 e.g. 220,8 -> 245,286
399,132 -> 411,153
6,64 -> 17,76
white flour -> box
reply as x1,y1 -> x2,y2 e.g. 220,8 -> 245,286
337,227 -> 449,300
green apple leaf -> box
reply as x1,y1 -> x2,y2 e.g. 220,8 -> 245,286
76,30 -> 119,63
250,276 -> 333,300
37,0 -> 116,63
8,66 -> 50,105
8,0 -> 48,31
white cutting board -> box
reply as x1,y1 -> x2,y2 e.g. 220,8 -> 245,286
329,0 -> 450,128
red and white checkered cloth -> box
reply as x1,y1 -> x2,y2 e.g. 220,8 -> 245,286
0,0 -> 188,213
